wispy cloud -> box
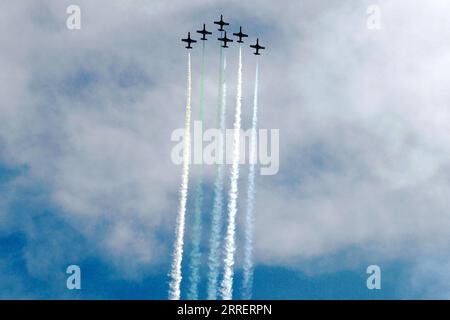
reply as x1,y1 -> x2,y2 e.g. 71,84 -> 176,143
1,0 -> 450,298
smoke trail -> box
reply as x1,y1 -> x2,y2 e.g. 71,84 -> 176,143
169,53 -> 192,300
242,59 -> 259,300
187,41 -> 206,300
207,46 -> 227,300
220,46 -> 243,300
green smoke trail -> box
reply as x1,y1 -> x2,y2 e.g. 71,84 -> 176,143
221,45 -> 243,300
207,44 -> 227,300
187,40 -> 206,300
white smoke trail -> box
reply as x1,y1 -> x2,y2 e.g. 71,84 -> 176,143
187,41 -> 206,300
207,48 -> 227,300
242,59 -> 259,300
220,46 -> 243,300
169,53 -> 192,300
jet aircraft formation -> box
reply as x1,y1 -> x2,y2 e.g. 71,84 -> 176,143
181,14 -> 266,55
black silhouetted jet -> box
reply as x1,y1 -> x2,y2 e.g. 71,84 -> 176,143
181,32 -> 197,49
214,14 -> 229,31
250,38 -> 265,55
218,31 -> 233,48
233,26 -> 248,43
197,24 -> 212,40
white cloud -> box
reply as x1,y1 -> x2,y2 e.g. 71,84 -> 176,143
1,0 -> 450,296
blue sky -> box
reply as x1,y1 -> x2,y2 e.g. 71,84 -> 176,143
0,164 -> 428,299
2,0 -> 450,299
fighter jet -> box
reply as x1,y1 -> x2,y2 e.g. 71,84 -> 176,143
196,24 -> 212,40
218,31 -> 233,48
214,14 -> 229,32
233,26 -> 248,43
181,32 -> 197,49
250,38 -> 265,55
